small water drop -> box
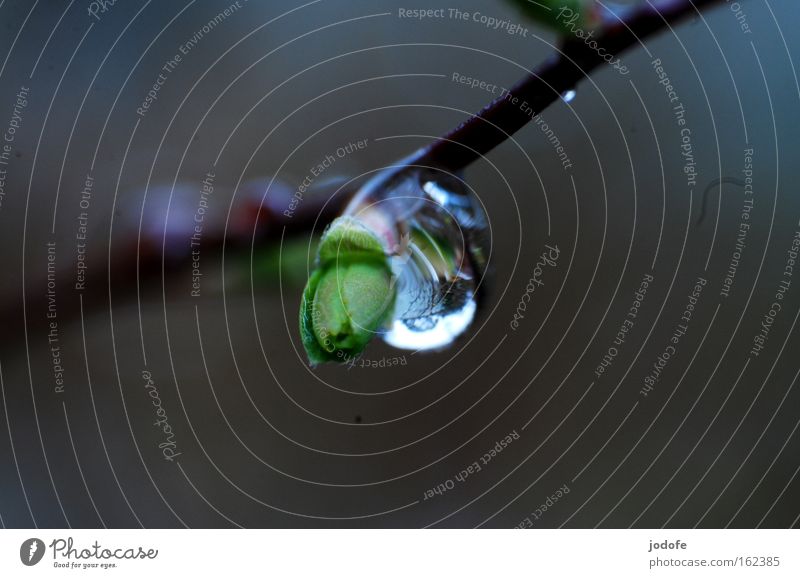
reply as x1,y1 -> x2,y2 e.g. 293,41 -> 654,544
342,167 -> 490,351
561,89 -> 576,103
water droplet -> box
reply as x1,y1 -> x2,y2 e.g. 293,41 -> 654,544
561,89 -> 576,103
343,167 -> 489,351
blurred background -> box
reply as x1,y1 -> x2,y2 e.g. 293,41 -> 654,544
0,0 -> 798,528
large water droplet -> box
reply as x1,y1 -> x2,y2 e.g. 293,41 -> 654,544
343,167 -> 490,351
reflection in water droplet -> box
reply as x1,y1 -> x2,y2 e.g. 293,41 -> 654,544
343,167 -> 490,351
562,89 -> 576,103
384,299 -> 477,350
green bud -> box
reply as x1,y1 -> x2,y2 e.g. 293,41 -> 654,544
299,217 -> 395,365
506,0 -> 595,33
317,216 -> 385,264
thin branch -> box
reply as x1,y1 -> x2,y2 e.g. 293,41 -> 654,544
408,0 -> 725,172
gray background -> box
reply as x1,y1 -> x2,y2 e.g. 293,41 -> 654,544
0,0 -> 798,528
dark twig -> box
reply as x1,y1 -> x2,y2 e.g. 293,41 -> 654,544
408,0 -> 724,172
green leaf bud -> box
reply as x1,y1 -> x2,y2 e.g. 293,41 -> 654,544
299,217 -> 395,365
506,0 -> 596,33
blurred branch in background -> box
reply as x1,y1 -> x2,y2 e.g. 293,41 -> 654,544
5,180 -> 343,349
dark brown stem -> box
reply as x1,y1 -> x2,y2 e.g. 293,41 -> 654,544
408,0 -> 724,172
